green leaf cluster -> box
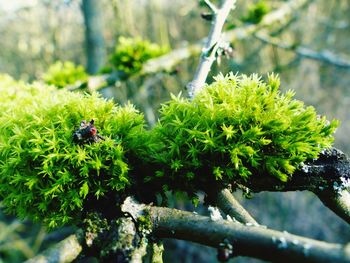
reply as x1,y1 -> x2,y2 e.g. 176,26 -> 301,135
152,73 -> 338,195
43,61 -> 88,88
242,1 -> 270,24
108,37 -> 169,75
0,77 -> 145,228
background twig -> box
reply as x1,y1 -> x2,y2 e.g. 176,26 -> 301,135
186,0 -> 236,98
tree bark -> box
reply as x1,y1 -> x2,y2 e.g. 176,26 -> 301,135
81,0 -> 106,74
151,206 -> 350,263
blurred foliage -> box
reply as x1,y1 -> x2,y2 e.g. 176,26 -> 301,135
241,1 -> 270,24
0,202 -> 47,263
105,37 -> 169,76
42,61 -> 88,88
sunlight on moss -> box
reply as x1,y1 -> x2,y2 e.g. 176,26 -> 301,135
0,72 -> 339,227
0,76 -> 145,228
151,73 -> 338,196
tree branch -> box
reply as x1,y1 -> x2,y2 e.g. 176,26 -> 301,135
150,206 -> 350,263
187,0 -> 236,99
316,189 -> 350,224
236,148 -> 349,192
229,148 -> 350,224
67,0 -> 313,93
24,232 -> 83,263
216,188 -> 258,225
140,0 -> 312,77
254,31 -> 350,68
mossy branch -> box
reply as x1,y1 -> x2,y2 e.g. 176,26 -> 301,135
235,148 -> 349,193
231,147 -> 350,224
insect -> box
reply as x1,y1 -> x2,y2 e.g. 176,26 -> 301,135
73,119 -> 105,144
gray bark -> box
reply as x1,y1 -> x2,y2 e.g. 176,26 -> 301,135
82,0 -> 106,74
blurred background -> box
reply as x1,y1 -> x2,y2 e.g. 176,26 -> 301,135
0,0 -> 349,262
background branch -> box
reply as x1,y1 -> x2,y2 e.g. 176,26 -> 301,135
254,31 -> 350,68
68,0 -> 313,93
24,233 -> 83,263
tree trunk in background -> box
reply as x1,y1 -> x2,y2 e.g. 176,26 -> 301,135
81,0 -> 106,74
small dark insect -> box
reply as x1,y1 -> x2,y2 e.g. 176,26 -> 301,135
201,12 -> 214,21
73,119 -> 105,144
217,239 -> 234,262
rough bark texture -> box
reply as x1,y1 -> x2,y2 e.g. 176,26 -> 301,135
240,148 -> 350,192
82,0 -> 106,74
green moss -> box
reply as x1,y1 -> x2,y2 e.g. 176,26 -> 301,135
43,61 -> 88,88
0,72 -> 340,227
108,37 -> 169,76
151,73 -> 338,195
0,78 -> 145,228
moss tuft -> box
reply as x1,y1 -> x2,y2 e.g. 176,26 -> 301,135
108,37 -> 169,76
151,73 -> 338,195
43,61 -> 88,88
0,77 -> 145,228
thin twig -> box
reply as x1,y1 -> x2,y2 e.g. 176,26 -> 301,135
148,206 -> 350,263
254,31 -> 350,68
203,0 -> 218,13
187,0 -> 236,99
216,188 -> 258,225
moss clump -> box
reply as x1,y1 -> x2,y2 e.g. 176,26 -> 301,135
0,72 -> 340,226
43,61 -> 88,88
151,73 -> 338,196
0,80 -> 145,228
108,37 -> 169,76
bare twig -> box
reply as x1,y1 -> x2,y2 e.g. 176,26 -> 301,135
216,188 -> 258,225
148,206 -> 350,263
203,0 -> 218,13
254,31 -> 350,68
24,233 -> 83,263
187,0 -> 236,98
